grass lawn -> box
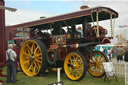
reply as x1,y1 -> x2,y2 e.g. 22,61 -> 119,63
1,67 -> 125,85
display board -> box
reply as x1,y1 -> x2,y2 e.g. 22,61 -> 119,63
103,62 -> 117,82
103,62 -> 115,76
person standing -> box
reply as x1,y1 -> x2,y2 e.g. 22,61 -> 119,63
116,46 -> 124,62
111,47 -> 117,58
6,44 -> 17,83
107,48 -> 112,61
124,47 -> 128,62
100,46 -> 104,52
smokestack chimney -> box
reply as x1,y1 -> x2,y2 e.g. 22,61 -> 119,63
80,5 -> 89,10
40,16 -> 46,19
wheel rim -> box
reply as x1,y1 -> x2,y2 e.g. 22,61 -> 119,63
64,52 -> 84,80
88,51 -> 106,77
20,40 -> 43,76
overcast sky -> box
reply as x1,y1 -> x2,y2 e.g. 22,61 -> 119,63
4,0 -> 128,43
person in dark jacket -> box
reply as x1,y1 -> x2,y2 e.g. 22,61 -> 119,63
124,47 -> 128,62
116,46 -> 124,62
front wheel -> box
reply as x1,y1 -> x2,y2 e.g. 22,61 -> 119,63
88,51 -> 109,77
64,51 -> 87,81
20,39 -> 47,76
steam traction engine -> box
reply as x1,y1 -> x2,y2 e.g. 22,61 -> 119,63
19,6 -> 118,81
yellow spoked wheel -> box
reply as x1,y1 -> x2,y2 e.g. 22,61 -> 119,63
64,51 -> 87,81
20,39 -> 47,76
88,51 -> 109,77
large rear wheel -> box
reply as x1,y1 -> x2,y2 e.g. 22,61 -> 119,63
20,39 -> 47,76
64,51 -> 87,81
88,51 -> 109,77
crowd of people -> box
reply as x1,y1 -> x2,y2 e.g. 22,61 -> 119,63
100,46 -> 128,62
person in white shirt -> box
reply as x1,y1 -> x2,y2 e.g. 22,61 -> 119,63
6,44 -> 17,83
100,46 -> 104,52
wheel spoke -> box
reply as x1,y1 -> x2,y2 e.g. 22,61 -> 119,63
34,53 -> 42,58
31,43 -> 34,53
23,60 -> 29,64
28,64 -> 32,71
35,58 -> 42,63
90,59 -> 94,63
72,55 -> 75,60
31,43 -> 36,53
89,63 -> 95,66
27,48 -> 31,55
90,65 -> 96,71
34,46 -> 39,54
100,57 -> 106,63
31,63 -> 36,73
95,56 -> 98,62
31,63 -> 34,72
74,56 -> 78,63
68,60 -> 73,65
23,52 -> 30,56
23,60 -> 29,69
98,64 -> 104,69
33,61 -> 39,71
72,70 -> 75,77
98,55 -> 102,62
37,62 -> 41,70
26,44 -> 31,51
95,67 -> 100,73
68,61 -> 72,65
23,55 -> 29,60
69,59 -> 73,64
92,56 -> 96,62
76,69 -> 81,77
35,56 -> 42,60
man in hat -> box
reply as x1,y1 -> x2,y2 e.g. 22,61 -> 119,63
6,44 -> 17,83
